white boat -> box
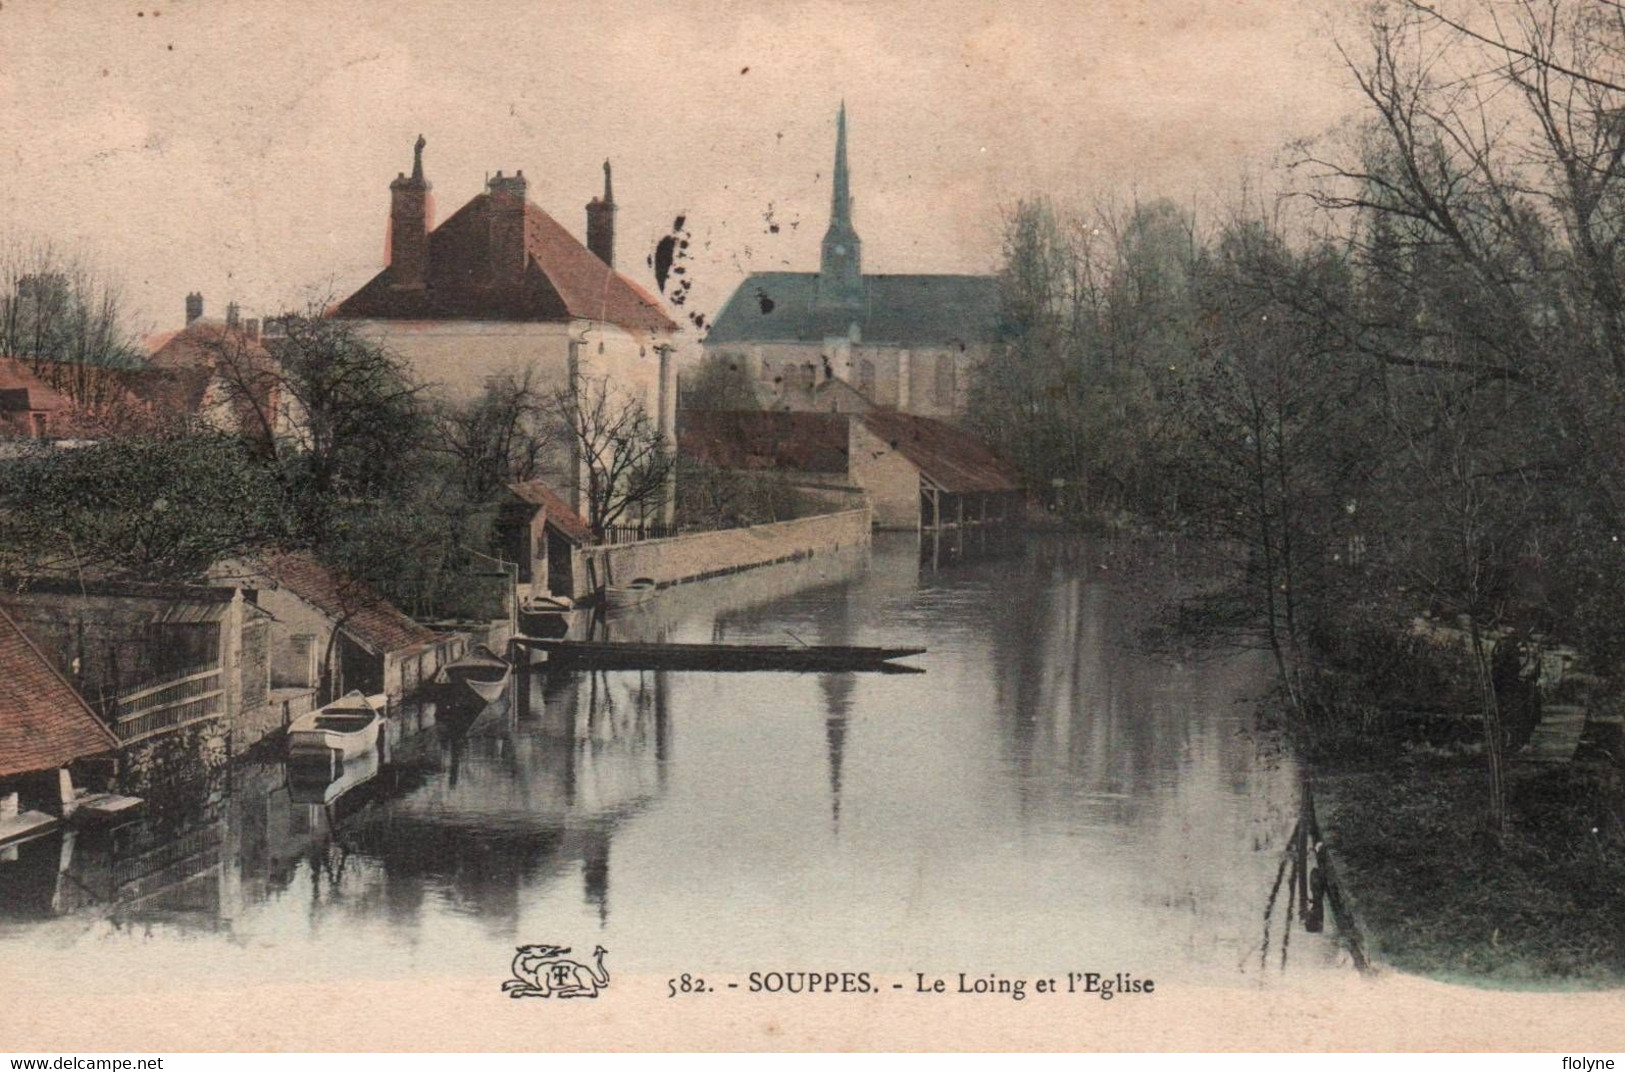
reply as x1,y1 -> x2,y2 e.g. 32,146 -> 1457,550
287,691 -> 386,759
521,594 -> 575,614
603,577 -> 660,612
435,644 -> 512,705
519,595 -> 577,637
287,748 -> 381,806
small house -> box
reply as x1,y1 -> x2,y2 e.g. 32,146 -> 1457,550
0,358 -> 75,441
850,411 -> 1023,530
215,551 -> 462,702
498,480 -> 594,602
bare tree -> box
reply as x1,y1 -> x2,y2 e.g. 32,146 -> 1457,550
431,366 -> 559,500
0,236 -> 143,410
550,375 -> 674,538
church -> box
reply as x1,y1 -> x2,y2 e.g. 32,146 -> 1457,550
702,106 -> 1000,419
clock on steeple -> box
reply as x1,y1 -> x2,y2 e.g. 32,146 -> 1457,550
817,103 -> 864,309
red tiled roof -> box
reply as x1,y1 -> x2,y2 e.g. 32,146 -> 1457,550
678,410 -> 851,473
0,606 -> 118,778
129,322 -> 278,438
145,320 -> 272,372
506,479 -> 592,544
0,358 -> 74,413
859,411 -> 1022,493
243,551 -> 438,655
332,194 -> 677,336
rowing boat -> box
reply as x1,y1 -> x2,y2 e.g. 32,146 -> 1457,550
435,644 -> 512,704
287,691 -> 386,759
602,577 -> 660,612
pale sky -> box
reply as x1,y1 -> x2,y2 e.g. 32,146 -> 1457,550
0,0 -> 1361,341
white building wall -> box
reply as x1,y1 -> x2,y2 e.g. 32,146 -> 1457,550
347,318 -> 675,517
848,419 -> 922,530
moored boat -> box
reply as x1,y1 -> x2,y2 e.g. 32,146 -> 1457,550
435,644 -> 512,704
521,594 -> 575,614
287,691 -> 386,759
602,577 -> 660,612
287,748 -> 381,806
512,637 -> 926,673
519,595 -> 577,637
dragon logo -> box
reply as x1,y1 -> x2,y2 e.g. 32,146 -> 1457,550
502,943 -> 610,999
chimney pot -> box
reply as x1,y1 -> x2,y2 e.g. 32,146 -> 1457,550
389,135 -> 433,289
185,292 -> 204,326
586,159 -> 617,268
225,301 -> 241,329
487,170 -> 530,282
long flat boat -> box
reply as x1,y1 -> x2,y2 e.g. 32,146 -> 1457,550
513,637 -> 925,673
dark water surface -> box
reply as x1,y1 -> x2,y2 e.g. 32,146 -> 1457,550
0,534 -> 1355,988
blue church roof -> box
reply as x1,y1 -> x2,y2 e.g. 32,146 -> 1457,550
705,271 -> 1001,349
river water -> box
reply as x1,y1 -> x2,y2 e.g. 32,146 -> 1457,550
0,533 -> 1356,992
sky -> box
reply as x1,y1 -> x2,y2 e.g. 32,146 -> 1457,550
0,0 -> 1363,343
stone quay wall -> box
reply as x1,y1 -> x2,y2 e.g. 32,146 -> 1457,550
575,507 -> 871,598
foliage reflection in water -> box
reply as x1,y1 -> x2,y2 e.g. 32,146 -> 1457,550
0,535 -> 1362,987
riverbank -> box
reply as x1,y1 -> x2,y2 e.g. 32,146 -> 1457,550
571,507 -> 872,600
1315,757 -> 1625,988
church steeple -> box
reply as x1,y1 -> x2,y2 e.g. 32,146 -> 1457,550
818,103 -> 864,308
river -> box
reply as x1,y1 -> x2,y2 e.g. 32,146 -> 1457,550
0,533 -> 1356,992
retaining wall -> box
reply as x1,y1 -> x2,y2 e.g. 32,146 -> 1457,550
575,507 -> 871,597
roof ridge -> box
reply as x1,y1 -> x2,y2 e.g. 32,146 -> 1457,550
0,603 -> 118,749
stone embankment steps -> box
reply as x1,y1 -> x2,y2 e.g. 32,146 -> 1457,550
1514,704 -> 1587,770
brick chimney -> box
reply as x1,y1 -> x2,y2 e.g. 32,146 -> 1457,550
389,134 -> 433,290
244,318 -> 260,341
586,159 -> 616,268
487,169 -> 530,284
225,301 -> 241,330
185,292 -> 203,325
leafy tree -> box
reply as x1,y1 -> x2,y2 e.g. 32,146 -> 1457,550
679,353 -> 762,411
204,310 -> 430,538
0,433 -> 293,582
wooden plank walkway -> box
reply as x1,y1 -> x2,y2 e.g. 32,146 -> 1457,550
0,809 -> 59,849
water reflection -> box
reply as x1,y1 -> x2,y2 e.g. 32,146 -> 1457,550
1,533 -> 1358,987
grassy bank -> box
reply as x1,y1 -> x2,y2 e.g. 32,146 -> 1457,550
1316,757 -> 1625,988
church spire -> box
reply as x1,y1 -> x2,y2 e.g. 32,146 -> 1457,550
830,102 -> 852,230
818,102 -> 863,308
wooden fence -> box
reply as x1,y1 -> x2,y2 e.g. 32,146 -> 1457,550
112,664 -> 224,745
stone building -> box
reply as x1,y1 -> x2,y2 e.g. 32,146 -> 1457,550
331,138 -> 680,518
0,578 -> 281,760
703,106 -> 1000,418
496,479 -> 593,603
133,297 -> 283,444
213,551 -> 464,703
679,409 -> 1023,531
